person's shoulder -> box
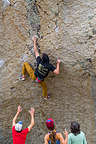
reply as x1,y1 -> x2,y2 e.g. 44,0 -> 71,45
48,63 -> 56,71
22,128 -> 29,133
56,132 -> 62,135
36,56 -> 42,63
36,56 -> 40,58
12,126 -> 15,130
36,56 -> 41,60
12,126 -> 15,133
45,133 -> 49,137
25,127 -> 29,131
80,131 -> 85,136
56,132 -> 63,138
68,132 -> 73,137
44,133 -> 49,140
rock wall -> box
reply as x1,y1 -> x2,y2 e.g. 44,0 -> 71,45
1,0 -> 96,89
37,0 -> 96,74
0,0 -> 96,143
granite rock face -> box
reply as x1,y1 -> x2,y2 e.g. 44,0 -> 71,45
1,0 -> 96,86
37,0 -> 96,75
0,0 -> 96,143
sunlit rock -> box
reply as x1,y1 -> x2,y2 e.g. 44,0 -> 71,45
0,60 -> 4,68
2,0 -> 11,9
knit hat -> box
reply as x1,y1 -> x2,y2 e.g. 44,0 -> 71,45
15,121 -> 23,132
46,118 -> 54,129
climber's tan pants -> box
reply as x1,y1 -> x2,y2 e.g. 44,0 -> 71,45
22,62 -> 47,97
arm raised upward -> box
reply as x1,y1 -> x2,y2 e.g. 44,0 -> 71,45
12,105 -> 22,127
53,59 -> 60,74
32,36 -> 39,58
28,107 -> 35,132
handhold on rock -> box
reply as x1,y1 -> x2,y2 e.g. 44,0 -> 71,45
0,59 -> 4,68
86,58 -> 92,63
55,27 -> 59,33
2,0 -> 11,9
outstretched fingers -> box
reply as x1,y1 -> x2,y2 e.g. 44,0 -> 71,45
29,107 -> 35,115
17,105 -> 22,112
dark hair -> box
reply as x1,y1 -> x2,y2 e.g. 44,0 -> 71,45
70,121 -> 80,136
47,125 -> 55,131
16,130 -> 22,133
49,129 -> 56,144
42,53 -> 49,64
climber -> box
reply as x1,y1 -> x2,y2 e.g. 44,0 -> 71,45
20,36 -> 60,99
12,105 -> 35,144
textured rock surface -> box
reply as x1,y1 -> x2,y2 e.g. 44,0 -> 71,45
0,0 -> 96,143
37,0 -> 96,72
